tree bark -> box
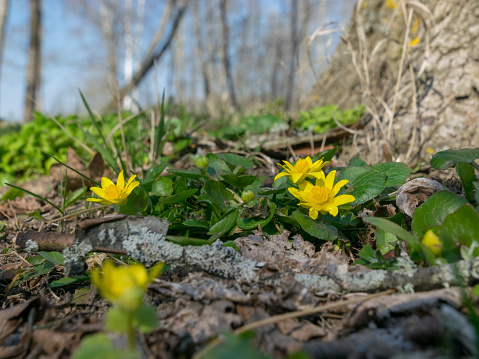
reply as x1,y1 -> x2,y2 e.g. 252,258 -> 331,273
23,0 -> 42,123
219,0 -> 239,111
309,0 -> 479,165
194,1 -> 210,99
284,0 -> 299,112
0,0 -> 9,113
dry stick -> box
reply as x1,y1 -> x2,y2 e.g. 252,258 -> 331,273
105,113 -> 141,143
309,129 -> 315,157
47,113 -> 95,155
404,57 -> 419,163
152,59 -> 161,165
387,9 -> 414,142
45,205 -> 110,224
115,80 -> 131,174
193,289 -> 395,359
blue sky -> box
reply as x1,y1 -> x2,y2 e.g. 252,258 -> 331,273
1,0 -> 352,121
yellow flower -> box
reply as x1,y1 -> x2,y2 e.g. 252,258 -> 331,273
274,157 -> 329,184
422,229 -> 442,255
289,170 -> 355,219
87,170 -> 139,206
91,261 -> 164,312
385,0 -> 398,9
409,37 -> 420,47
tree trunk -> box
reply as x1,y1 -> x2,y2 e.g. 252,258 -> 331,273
194,1 -> 210,99
219,0 -> 239,111
0,0 -> 9,114
310,0 -> 479,166
284,0 -> 299,112
24,0 -> 42,123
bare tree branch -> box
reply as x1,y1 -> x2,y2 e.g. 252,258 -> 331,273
106,1 -> 188,110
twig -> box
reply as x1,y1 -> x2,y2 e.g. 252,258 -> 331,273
45,205 -> 110,224
115,80 -> 131,173
387,9 -> 414,141
193,289 -> 395,359
47,113 -> 95,155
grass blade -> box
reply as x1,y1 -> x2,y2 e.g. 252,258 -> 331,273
5,183 -> 64,215
50,155 -> 101,187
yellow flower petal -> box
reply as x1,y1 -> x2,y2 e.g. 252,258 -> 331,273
274,157 -> 328,185
101,176 -> 115,188
117,170 -> 125,192
331,179 -> 349,197
333,194 -> 356,206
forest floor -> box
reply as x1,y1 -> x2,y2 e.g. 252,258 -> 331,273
0,133 -> 478,359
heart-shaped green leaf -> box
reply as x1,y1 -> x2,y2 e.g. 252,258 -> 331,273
436,204 -> 479,249
430,148 -> 479,169
291,211 -> 338,241
372,162 -> 411,187
340,167 -> 385,205
152,177 -> 173,197
411,191 -> 468,239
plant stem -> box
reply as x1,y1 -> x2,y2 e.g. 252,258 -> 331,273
127,313 -> 135,350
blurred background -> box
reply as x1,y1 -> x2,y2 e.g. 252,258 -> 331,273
0,0 -> 355,122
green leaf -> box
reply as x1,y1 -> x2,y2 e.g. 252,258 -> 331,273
34,261 -> 55,275
208,210 -> 240,237
291,211 -> 338,241
206,153 -> 230,176
436,204 -> 479,249
216,153 -> 254,170
183,219 -> 210,229
339,167 -> 385,205
168,168 -> 207,180
65,187 -> 87,208
312,147 -> 338,162
72,333 -> 139,359
166,235 -> 215,246
348,157 -> 369,167
1,186 -> 24,201
430,148 -> 479,169
132,303 -> 158,333
50,276 -> 84,288
372,162 -> 411,187
221,174 -> 257,189
205,181 -> 234,212
376,228 -> 398,255
236,198 -> 277,230
411,191 -> 468,239
357,244 -> 376,263
364,217 -> 420,252
152,177 -> 173,197
144,162 -> 169,182
120,187 -> 149,215
26,255 -> 45,266
159,188 -> 198,205
456,162 -> 477,203
38,251 -> 65,266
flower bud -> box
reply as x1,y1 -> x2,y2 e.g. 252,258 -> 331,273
196,156 -> 209,169
422,229 -> 442,256
241,190 -> 255,204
